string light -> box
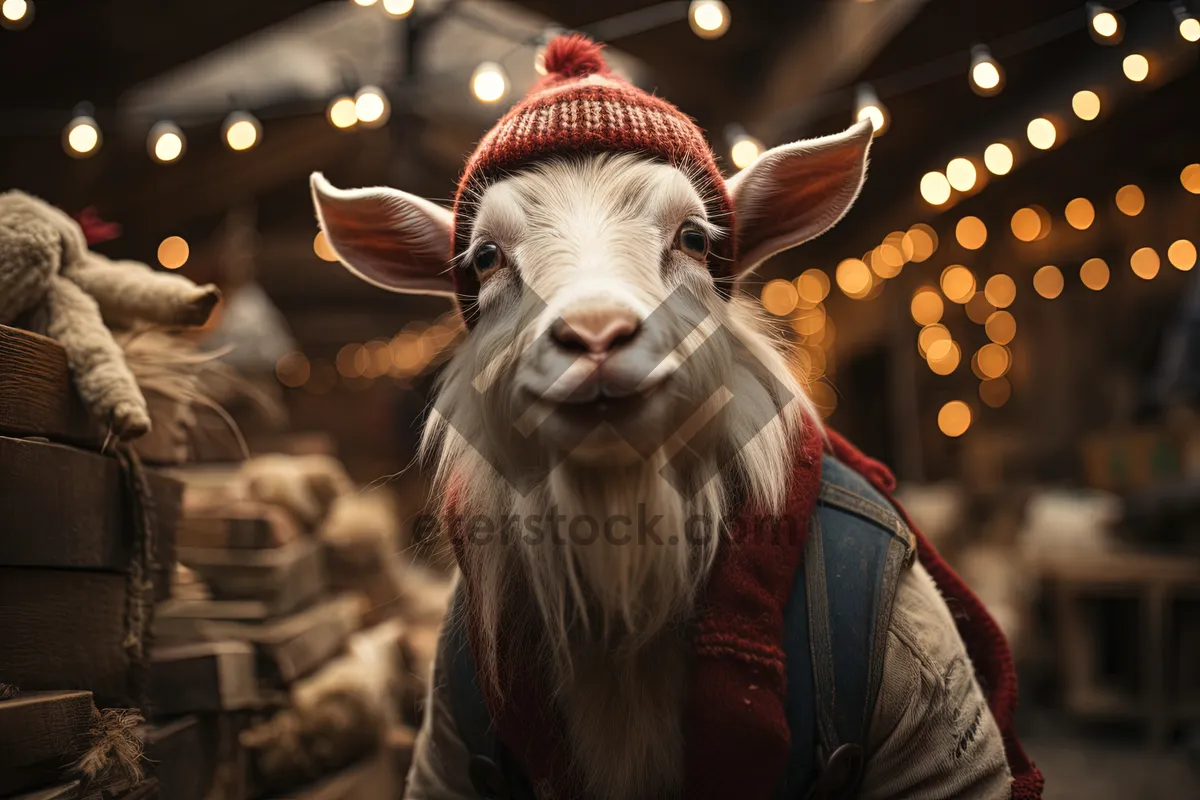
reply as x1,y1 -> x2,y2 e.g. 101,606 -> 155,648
795,269 -> 831,305
918,324 -> 951,358
1168,239 -> 1197,271
836,258 -> 873,298
1183,164 -> 1200,194
920,171 -> 951,205
148,121 -> 185,164
222,111 -> 261,151
977,343 -> 1012,379
983,143 -> 1013,175
854,84 -> 889,137
1065,197 -> 1095,229
1026,117 -> 1057,150
354,86 -> 390,127
1115,184 -> 1144,216
903,224 -> 938,261
955,216 -> 987,250
946,157 -> 978,192
938,401 -> 972,437
157,236 -> 189,270
1080,258 -> 1110,290
985,311 -> 1016,345
1122,53 -> 1149,82
1011,207 -> 1043,242
940,265 -> 976,304
729,133 -> 763,170
1033,265 -> 1064,299
471,62 -> 509,103
984,274 -> 1016,308
1176,2 -> 1200,41
1088,3 -> 1121,41
1130,247 -> 1160,279
1072,90 -> 1101,121
63,109 -> 101,158
328,95 -> 358,129
928,341 -> 961,376
761,279 -> 799,316
382,0 -> 414,17
352,0 -> 378,6
0,0 -> 32,29
911,288 -> 944,326
314,231 -> 338,262
969,45 -> 1004,95
688,0 -> 730,39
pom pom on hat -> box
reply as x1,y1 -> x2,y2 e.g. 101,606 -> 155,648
541,34 -> 609,79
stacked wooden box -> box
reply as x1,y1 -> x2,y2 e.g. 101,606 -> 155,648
0,325 -> 183,798
154,463 -> 417,798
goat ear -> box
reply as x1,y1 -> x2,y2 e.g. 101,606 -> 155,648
726,119 -> 873,275
310,173 -> 455,296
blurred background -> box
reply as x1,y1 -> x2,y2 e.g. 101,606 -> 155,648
2,0 -> 1200,797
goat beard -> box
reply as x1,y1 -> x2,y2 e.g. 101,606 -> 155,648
424,295 -> 813,690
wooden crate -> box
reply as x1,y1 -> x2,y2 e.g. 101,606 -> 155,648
154,594 -> 363,686
0,435 -> 180,597
0,690 -> 95,795
0,325 -> 103,448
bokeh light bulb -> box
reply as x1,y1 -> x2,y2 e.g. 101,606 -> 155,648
1122,53 -> 1149,82
328,95 -> 358,129
730,135 -> 763,170
382,0 -> 414,17
983,142 -> 1013,175
689,1 -> 730,39
1,0 -> 32,28
1089,4 -> 1120,39
64,115 -> 101,157
148,121 -> 185,163
354,86 -> 390,127
854,83 -> 888,136
920,171 -> 952,205
1026,117 -> 1056,150
471,62 -> 509,103
223,111 -> 261,151
1072,90 -> 1101,121
969,45 -> 1003,94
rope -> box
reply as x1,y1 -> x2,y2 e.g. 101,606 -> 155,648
113,445 -> 160,712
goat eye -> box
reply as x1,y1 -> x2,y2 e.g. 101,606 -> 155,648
470,242 -> 504,278
675,224 -> 709,259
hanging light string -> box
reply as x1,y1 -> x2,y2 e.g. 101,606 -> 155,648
11,0 -> 1182,164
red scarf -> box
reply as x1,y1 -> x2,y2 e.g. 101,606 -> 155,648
448,424 -> 1043,799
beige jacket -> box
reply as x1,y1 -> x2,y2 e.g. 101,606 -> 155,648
405,559 -> 1012,799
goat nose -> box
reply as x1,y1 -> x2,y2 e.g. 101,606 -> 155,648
551,307 -> 641,355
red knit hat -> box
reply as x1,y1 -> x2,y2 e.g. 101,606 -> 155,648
452,34 -> 735,279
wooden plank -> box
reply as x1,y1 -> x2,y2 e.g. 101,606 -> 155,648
0,570 -> 141,708
0,325 -> 103,448
149,642 -> 260,716
139,716 -> 213,800
176,502 -> 300,550
156,597 -> 290,623
154,594 -> 362,685
177,537 -> 325,616
0,690 -> 95,795
0,436 -> 180,598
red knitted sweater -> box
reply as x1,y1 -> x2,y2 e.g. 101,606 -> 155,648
448,424 -> 1044,799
